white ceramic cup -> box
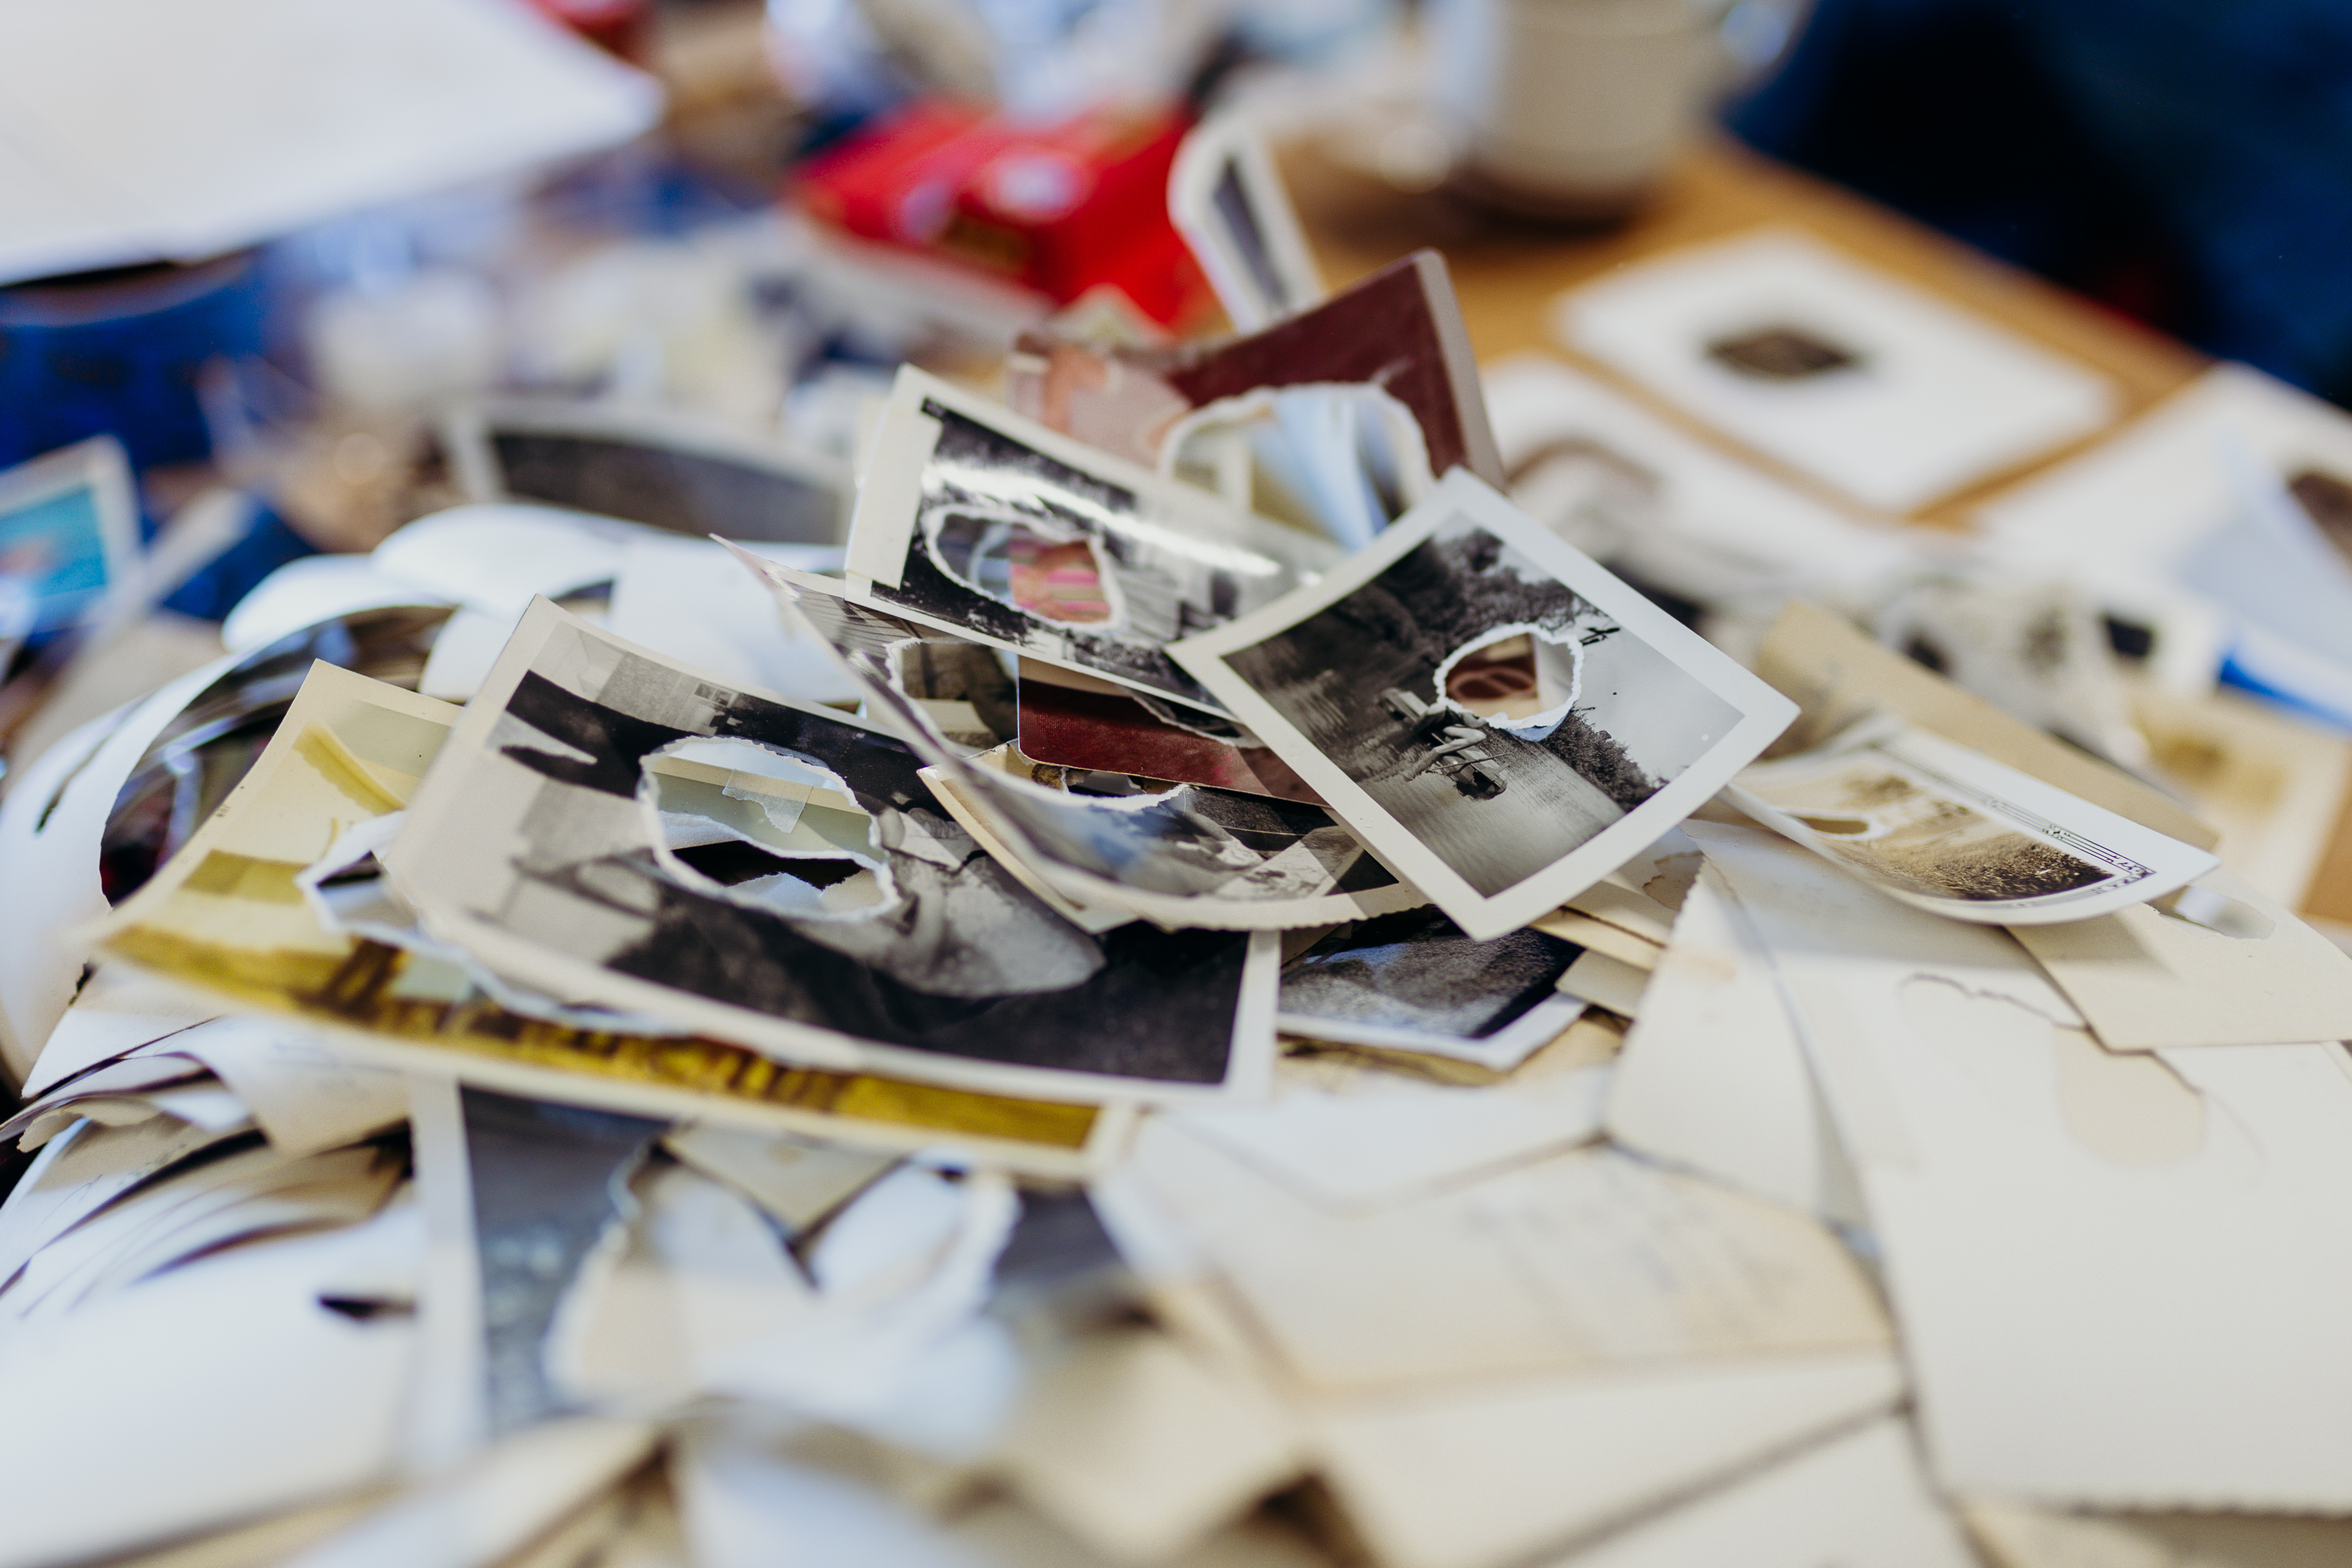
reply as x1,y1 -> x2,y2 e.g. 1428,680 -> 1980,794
1431,0 -> 1727,217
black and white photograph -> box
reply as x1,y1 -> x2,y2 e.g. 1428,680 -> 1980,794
842,367 -> 1335,717
1729,716 -> 2218,925
736,550 -> 1423,931
442,398 -> 850,544
1173,471 -> 1799,939
1278,904 -> 1592,1071
389,597 -> 1278,1104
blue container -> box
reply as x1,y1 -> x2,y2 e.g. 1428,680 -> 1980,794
0,252 -> 267,471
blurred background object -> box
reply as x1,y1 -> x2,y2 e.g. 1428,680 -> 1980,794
1726,0 -> 2352,404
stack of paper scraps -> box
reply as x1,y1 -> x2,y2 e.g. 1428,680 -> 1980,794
10,222 -> 2352,1568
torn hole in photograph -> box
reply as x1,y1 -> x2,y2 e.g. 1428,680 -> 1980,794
639,737 -> 897,920
299,806 -> 695,1035
1160,382 -> 1434,551
930,506 -> 1125,629
1900,975 -> 2205,1167
1705,325 -> 1865,381
1434,621 -> 1584,742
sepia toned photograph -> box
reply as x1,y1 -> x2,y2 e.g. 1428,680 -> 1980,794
843,367 -> 1334,717
1173,472 -> 1797,939
1731,717 -> 2218,924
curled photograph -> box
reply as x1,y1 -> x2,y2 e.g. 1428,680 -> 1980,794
1173,471 -> 1798,938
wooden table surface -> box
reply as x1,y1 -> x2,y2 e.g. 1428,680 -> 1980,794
1281,132 -> 2352,927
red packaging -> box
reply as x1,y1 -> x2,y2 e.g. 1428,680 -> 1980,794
794,101 -> 1213,329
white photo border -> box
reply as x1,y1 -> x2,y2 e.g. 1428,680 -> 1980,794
1172,469 -> 1800,941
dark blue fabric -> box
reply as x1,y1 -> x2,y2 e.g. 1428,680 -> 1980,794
1728,0 -> 2352,402
159,502 -> 317,623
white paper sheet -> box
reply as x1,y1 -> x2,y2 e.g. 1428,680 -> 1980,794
661,1123 -> 894,1236
1976,364 -> 2352,620
0,0 -> 659,284
0,1219 -> 419,1568
1309,1352 -> 1906,1568
608,535 -> 863,706
550,1162 -> 817,1411
674,1426 -> 989,1568
0,1112 -> 246,1288
1556,229 -> 2117,512
2011,867 -> 2352,1051
1550,1418 -> 1977,1568
1695,821 -> 2352,1508
171,1014 -> 410,1157
1169,1066 -> 1611,1210
221,554 -> 454,654
22,970 -> 218,1098
992,1326 -> 1304,1563
372,505 -> 625,618
1607,854 -> 1858,1220
1123,1118 -> 1888,1395
1560,948 -> 1650,1017
0,652 -> 238,1079
279,1416 -> 658,1568
1965,1498 -> 2352,1568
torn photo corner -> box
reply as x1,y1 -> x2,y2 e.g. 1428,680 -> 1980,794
1167,470 -> 1800,940
1729,715 -> 2219,925
378,596 -> 1282,1106
840,366 -> 1339,719
728,545 -> 1423,931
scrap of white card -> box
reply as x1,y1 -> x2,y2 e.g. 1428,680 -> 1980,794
1555,229 -> 2118,512
1606,853 -> 1858,1221
1557,1419 -> 1978,1568
1694,821 -> 2352,1509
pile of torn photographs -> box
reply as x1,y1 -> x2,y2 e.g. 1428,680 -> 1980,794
15,149 -> 2352,1568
